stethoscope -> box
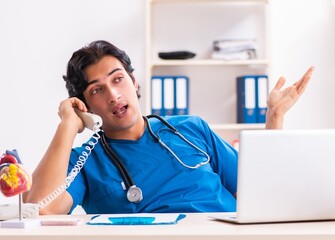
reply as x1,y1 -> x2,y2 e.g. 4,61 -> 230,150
100,114 -> 211,203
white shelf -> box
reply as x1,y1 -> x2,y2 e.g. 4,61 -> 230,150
151,59 -> 269,67
210,123 -> 265,144
210,123 -> 265,130
150,0 -> 268,3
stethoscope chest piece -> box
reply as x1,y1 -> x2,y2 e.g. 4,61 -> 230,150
127,185 -> 143,203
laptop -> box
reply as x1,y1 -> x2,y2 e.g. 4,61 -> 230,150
210,129 -> 335,224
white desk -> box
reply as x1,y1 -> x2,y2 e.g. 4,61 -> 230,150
1,212 -> 335,240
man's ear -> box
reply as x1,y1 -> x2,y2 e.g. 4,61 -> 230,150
134,79 -> 139,90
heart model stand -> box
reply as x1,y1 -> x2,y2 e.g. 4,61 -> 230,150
0,150 -> 40,228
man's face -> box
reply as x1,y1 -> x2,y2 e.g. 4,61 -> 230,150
82,55 -> 142,138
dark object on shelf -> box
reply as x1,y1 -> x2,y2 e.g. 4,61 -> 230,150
158,51 -> 196,60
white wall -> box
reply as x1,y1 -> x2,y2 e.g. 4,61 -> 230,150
0,0 -> 334,204
0,0 -> 146,204
269,0 -> 335,129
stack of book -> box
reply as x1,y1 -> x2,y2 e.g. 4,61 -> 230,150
211,39 -> 257,61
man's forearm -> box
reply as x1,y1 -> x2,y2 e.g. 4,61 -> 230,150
265,110 -> 284,129
23,121 -> 77,205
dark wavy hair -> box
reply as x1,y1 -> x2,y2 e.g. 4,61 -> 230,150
63,40 -> 140,106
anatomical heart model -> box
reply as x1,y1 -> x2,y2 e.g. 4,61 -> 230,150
0,150 -> 40,228
0,150 -> 31,197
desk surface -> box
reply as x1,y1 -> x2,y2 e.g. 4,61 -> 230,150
1,212 -> 335,240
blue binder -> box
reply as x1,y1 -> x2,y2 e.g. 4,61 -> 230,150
174,76 -> 189,115
237,76 -> 257,123
151,76 -> 164,115
256,75 -> 268,123
163,77 -> 175,116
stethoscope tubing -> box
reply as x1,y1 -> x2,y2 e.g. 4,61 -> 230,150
144,115 -> 210,169
101,133 -> 134,187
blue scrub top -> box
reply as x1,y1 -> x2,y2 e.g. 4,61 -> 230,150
67,115 -> 238,214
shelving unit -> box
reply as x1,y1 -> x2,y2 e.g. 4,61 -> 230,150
145,0 -> 269,143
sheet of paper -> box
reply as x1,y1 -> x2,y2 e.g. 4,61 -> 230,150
87,213 -> 186,225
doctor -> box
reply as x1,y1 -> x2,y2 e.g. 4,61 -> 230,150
24,40 -> 314,214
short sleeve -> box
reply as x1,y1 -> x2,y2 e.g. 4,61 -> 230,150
66,148 -> 87,214
199,118 -> 238,196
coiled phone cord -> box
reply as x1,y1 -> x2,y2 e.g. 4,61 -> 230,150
37,132 -> 100,210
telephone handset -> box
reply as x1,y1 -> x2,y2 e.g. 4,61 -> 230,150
74,109 -> 103,132
37,109 -> 103,211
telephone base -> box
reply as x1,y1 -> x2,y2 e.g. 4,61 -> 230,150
0,218 -> 41,228
0,203 -> 39,221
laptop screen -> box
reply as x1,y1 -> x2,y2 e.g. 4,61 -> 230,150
235,129 -> 335,223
